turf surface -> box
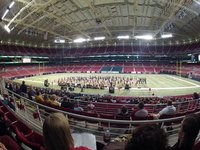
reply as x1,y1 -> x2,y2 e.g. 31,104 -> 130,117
14,73 -> 200,97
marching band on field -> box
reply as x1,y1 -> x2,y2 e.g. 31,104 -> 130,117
57,76 -> 147,89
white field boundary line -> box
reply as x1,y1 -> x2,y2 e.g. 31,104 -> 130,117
129,86 -> 200,90
18,79 -> 44,83
167,75 -> 200,87
19,79 -> 200,91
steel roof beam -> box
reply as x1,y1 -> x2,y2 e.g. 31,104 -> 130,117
43,10 -> 89,38
132,0 -> 138,35
83,0 -> 112,37
4,18 -> 71,40
155,0 -> 195,35
17,15 -> 46,34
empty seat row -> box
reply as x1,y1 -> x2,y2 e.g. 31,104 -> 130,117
0,100 -> 44,150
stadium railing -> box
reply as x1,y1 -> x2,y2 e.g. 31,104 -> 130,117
2,88 -> 200,143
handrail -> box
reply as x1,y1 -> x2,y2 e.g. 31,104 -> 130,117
9,81 -> 197,107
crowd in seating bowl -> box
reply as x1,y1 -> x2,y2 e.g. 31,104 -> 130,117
3,80 -> 200,122
6,80 -> 199,104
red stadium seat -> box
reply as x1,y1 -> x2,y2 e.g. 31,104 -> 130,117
4,112 -> 18,124
24,131 -> 44,150
173,112 -> 186,124
0,105 -> 10,113
159,114 -> 175,127
99,114 -> 115,127
0,100 -> 4,106
131,115 -> 148,120
17,103 -> 25,110
113,115 -> 131,128
12,121 -> 33,139
0,135 -> 21,150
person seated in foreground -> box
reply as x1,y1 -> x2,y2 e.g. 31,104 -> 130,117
131,102 -> 148,118
170,114 -> 200,150
125,124 -> 168,150
158,100 -> 176,118
43,112 -> 90,150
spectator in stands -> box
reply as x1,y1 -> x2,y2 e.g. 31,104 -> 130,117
125,124 -> 168,150
158,100 -> 176,118
171,114 -> 200,150
50,94 -> 60,106
14,85 -> 21,99
43,112 -> 90,150
27,86 -> 35,101
118,105 -> 129,116
86,102 -> 96,113
2,94 -> 16,111
73,104 -> 84,112
131,102 -> 148,118
20,81 -> 27,93
193,92 -> 199,100
61,97 -> 74,109
8,82 -> 13,92
35,91 -> 44,103
43,94 -> 51,104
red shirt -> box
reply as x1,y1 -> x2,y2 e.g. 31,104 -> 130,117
71,146 -> 90,150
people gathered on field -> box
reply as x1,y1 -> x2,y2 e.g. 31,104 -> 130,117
57,76 -> 147,90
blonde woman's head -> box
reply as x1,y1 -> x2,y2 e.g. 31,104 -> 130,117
43,113 -> 74,150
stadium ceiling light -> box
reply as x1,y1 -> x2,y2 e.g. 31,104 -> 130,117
86,38 -> 91,42
194,0 -> 200,5
73,38 -> 86,43
54,39 -> 65,43
94,36 -> 105,41
117,35 -> 130,39
9,1 -> 15,9
134,35 -> 154,40
1,9 -> 9,20
1,1 -> 15,20
161,33 -> 173,38
4,25 -> 11,33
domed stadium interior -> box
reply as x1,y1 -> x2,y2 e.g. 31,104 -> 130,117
0,0 -> 200,150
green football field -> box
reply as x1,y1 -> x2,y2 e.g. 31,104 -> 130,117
14,73 -> 200,97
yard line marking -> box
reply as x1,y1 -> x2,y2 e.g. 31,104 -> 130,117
167,75 -> 200,87
129,86 -> 200,90
18,79 -> 44,83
